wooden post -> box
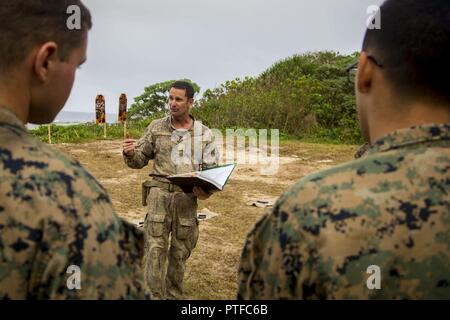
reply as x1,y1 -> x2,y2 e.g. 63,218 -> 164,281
47,124 -> 52,144
103,122 -> 106,138
124,121 -> 127,139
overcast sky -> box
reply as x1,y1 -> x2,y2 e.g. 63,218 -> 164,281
65,0 -> 384,114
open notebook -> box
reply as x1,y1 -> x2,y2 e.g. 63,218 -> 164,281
167,164 -> 236,194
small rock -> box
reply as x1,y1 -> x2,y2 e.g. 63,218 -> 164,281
316,159 -> 333,164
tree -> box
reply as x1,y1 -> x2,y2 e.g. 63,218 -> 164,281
128,79 -> 200,120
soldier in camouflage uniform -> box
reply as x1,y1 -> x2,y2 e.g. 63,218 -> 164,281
0,1 -> 147,299
123,81 -> 218,299
238,0 -> 450,299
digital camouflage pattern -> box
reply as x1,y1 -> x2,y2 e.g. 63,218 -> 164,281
238,123 -> 450,299
0,107 -> 148,299
124,115 -> 218,299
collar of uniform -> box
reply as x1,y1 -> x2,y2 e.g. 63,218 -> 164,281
167,114 -> 196,132
367,123 -> 450,155
0,106 -> 27,131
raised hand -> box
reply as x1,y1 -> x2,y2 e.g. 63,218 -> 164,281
123,138 -> 137,156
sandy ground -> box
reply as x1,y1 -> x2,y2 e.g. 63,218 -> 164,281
53,139 -> 358,299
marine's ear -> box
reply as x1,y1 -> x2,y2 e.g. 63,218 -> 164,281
32,42 -> 59,83
356,52 -> 375,94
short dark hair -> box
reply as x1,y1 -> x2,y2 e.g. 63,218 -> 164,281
170,81 -> 195,99
0,0 -> 92,73
362,0 -> 450,104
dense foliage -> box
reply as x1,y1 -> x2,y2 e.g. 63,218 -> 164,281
193,51 -> 362,143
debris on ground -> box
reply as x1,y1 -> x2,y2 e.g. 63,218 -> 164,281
246,198 -> 277,208
316,159 -> 333,163
197,207 -> 219,221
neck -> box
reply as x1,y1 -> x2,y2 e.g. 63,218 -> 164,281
0,74 -> 30,124
171,113 -> 192,129
368,102 -> 450,143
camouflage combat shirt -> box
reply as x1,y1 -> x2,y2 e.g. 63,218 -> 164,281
238,123 -> 450,299
0,107 -> 147,299
123,115 -> 218,179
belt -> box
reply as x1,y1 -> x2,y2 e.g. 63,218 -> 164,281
150,179 -> 184,193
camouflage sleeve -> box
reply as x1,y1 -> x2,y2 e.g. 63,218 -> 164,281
0,148 -> 148,299
237,200 -> 318,300
202,128 -> 219,170
0,180 -> 148,300
237,212 -> 272,299
0,197 -> 41,299
123,123 -> 155,169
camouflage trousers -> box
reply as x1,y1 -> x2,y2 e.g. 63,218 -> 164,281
143,187 -> 199,300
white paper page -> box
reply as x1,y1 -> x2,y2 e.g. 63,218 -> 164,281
199,164 -> 236,188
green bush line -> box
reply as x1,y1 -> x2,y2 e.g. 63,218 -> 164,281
29,121 -> 355,145
29,120 -> 152,144
192,51 -> 363,145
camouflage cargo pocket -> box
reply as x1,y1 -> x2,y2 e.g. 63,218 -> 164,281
149,214 -> 166,237
176,218 -> 196,240
142,180 -> 162,207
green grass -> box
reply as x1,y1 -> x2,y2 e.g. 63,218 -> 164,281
30,120 -> 152,144
30,121 -> 363,145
